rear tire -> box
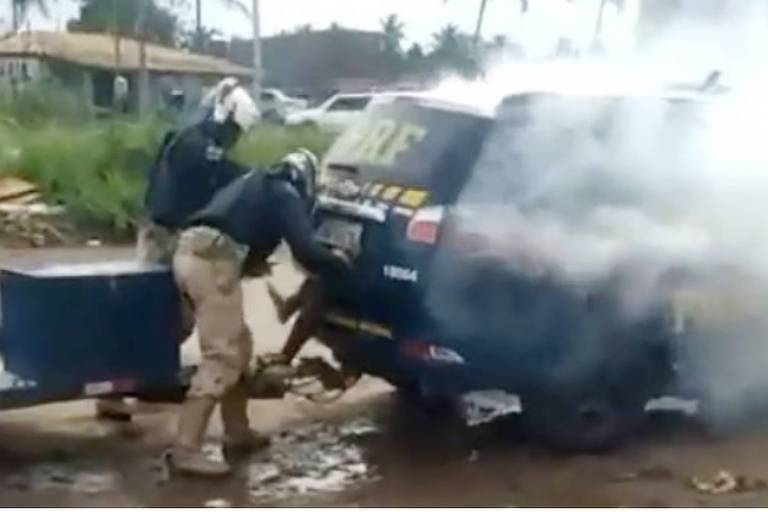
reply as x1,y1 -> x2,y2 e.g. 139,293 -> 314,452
395,380 -> 459,418
521,388 -> 646,452
262,109 -> 285,124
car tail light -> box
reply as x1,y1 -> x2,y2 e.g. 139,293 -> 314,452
406,206 -> 444,245
402,339 -> 465,365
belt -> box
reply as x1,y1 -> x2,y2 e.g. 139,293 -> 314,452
181,226 -> 249,264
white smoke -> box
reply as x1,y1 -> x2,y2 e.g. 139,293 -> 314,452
424,0 -> 768,423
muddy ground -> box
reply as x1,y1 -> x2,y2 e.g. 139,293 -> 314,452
1,247 -> 768,506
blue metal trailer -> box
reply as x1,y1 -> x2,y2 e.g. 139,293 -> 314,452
0,261 -> 184,410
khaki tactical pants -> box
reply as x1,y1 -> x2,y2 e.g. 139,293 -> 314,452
137,220 -> 179,266
137,220 -> 196,339
174,226 -> 251,399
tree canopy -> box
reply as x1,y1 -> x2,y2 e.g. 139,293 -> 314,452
67,0 -> 179,46
11,0 -> 51,30
381,14 -> 404,56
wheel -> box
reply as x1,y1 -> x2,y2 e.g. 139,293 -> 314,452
95,397 -> 134,422
394,380 -> 460,418
261,109 -> 285,124
521,387 -> 646,452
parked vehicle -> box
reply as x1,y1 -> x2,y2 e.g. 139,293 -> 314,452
312,92 -> 715,451
285,93 -> 374,133
259,88 -> 309,123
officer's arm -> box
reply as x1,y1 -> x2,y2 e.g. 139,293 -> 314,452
276,185 -> 348,276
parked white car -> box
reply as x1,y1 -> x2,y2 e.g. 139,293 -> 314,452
259,88 -> 309,123
285,93 -> 374,133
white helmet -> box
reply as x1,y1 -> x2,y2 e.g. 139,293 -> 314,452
201,77 -> 237,109
203,77 -> 260,132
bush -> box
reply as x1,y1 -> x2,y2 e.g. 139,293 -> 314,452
1,118 -> 335,237
0,82 -> 91,129
7,118 -> 166,234
233,124 -> 336,167
0,82 -> 336,237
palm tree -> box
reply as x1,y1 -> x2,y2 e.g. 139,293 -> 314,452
11,0 -> 51,31
432,24 -> 462,54
381,14 -> 405,56
194,0 -> 249,50
473,0 -> 488,49
593,0 -> 625,47
468,0 -> 528,50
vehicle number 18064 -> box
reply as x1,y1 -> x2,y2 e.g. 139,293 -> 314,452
383,265 -> 419,283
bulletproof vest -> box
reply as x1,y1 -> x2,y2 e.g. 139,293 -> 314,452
144,124 -> 239,229
190,171 -> 281,255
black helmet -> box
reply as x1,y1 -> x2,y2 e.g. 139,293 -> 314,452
271,148 -> 320,203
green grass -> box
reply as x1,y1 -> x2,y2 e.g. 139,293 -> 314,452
233,124 -> 336,166
3,119 -> 166,234
0,82 -> 335,237
0,118 -> 334,237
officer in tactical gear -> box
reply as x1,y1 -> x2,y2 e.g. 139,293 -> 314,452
140,77 -> 259,264
96,77 -> 259,422
168,149 -> 349,477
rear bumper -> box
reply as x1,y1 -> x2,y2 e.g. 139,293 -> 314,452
321,300 -> 678,400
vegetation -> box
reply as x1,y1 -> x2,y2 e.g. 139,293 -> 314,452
65,0 -> 251,51
0,85 -> 334,237
68,0 -> 180,46
190,0 -> 249,52
377,13 -> 506,79
10,0 -> 50,30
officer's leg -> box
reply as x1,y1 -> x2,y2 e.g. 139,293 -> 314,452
170,243 -> 245,477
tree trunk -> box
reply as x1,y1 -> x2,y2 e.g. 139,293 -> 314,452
136,0 -> 149,115
112,0 -> 121,69
473,0 -> 489,50
195,0 -> 202,51
593,0 -> 609,47
12,2 -> 19,31
112,0 -> 121,115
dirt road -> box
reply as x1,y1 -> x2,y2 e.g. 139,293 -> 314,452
1,247 -> 768,507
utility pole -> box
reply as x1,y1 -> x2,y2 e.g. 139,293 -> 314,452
195,0 -> 202,51
252,0 -> 262,106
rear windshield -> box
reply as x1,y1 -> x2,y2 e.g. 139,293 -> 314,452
323,99 -> 492,205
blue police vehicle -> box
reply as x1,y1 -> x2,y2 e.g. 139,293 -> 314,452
313,91 -> 716,451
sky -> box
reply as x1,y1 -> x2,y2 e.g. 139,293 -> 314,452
16,0 -> 632,53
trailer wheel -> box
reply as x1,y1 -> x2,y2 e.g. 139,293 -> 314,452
521,389 -> 645,452
95,398 -> 134,422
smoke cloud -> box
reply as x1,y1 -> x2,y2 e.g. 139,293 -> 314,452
423,0 -> 768,424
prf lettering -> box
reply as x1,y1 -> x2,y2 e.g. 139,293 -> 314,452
350,119 -> 427,166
